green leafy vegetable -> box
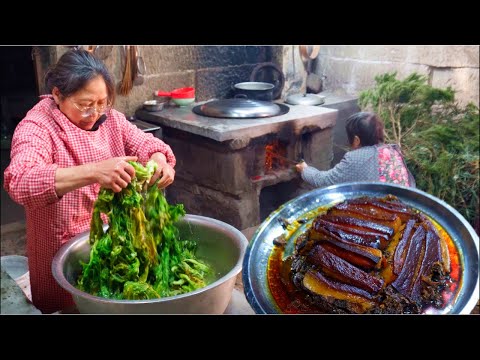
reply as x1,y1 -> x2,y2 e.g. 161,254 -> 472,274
77,160 -> 213,299
359,72 -> 479,232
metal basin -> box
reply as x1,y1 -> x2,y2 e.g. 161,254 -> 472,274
242,182 -> 479,314
52,215 -> 248,314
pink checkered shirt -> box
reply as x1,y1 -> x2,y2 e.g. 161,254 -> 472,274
3,97 -> 176,313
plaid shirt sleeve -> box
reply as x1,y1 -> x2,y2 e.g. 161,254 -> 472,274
301,147 -> 379,187
115,112 -> 176,167
3,119 -> 60,209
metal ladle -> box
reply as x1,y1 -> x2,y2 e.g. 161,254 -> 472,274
134,46 -> 146,86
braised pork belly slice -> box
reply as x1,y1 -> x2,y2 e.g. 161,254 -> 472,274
379,221 -> 408,285
335,198 -> 415,223
309,225 -> 383,269
393,219 -> 416,275
301,270 -> 376,313
307,245 -> 384,294
410,230 -> 443,302
391,226 -> 426,297
347,196 -> 410,213
328,206 -> 403,234
425,221 -> 451,274
313,218 -> 389,249
321,214 -> 394,237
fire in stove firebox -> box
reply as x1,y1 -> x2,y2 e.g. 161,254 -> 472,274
265,140 -> 288,172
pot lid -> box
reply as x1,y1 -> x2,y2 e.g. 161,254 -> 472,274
197,99 -> 281,118
285,93 -> 325,106
234,82 -> 274,91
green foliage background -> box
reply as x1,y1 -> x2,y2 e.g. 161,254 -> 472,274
359,72 -> 479,233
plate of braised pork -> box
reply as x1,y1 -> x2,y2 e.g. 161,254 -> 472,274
242,182 -> 479,314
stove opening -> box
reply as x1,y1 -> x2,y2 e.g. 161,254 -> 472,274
259,181 -> 298,221
265,140 -> 288,172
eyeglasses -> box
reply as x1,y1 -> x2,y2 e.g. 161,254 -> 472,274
70,99 -> 111,118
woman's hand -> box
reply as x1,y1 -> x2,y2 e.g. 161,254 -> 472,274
94,156 -> 138,192
295,161 -> 308,173
149,152 -> 175,189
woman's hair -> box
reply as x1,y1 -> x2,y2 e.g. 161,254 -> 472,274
44,48 -> 115,105
345,112 -> 385,146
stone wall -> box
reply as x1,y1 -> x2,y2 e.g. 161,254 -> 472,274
313,46 -> 479,107
162,125 -> 334,230
56,46 -> 283,117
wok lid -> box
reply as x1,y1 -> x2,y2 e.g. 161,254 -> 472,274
194,99 -> 282,119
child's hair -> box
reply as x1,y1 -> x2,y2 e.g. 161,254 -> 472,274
345,112 -> 385,146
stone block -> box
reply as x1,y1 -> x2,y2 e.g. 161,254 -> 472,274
244,46 -> 273,64
320,45 -> 407,62
197,46 -> 270,67
140,46 -> 197,73
115,72 -> 195,116
359,46 -> 408,62
318,57 -> 355,93
407,46 -> 479,67
320,46 -> 363,59
140,46 -> 270,74
319,58 -> 431,95
431,67 -> 480,107
163,135 -> 256,195
350,61 -> 430,95
320,46 -> 479,68
167,179 -> 260,229
195,65 -> 257,101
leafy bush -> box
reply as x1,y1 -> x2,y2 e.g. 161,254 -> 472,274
359,72 -> 479,233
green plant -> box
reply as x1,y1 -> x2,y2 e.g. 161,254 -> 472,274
359,72 -> 479,232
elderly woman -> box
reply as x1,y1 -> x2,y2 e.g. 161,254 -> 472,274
4,48 -> 176,313
296,112 -> 415,188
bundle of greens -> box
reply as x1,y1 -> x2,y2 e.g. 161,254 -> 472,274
359,72 -> 479,232
77,160 -> 213,299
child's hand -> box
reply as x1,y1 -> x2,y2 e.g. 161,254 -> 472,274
295,161 -> 308,172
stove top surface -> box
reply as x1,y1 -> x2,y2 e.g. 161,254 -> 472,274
135,101 -> 337,142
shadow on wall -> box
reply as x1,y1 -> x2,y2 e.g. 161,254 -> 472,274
1,150 -> 25,225
319,92 -> 360,166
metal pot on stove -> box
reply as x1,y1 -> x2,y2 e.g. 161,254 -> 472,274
233,82 -> 274,102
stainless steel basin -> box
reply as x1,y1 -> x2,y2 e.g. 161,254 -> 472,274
52,214 -> 248,314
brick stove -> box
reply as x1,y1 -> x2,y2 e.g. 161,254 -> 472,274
136,103 -> 337,230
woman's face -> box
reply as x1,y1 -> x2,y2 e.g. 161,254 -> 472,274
54,76 -> 109,131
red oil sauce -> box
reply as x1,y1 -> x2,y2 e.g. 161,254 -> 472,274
267,210 -> 463,314
267,247 -> 294,312
267,246 -> 324,314
434,224 -> 462,309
